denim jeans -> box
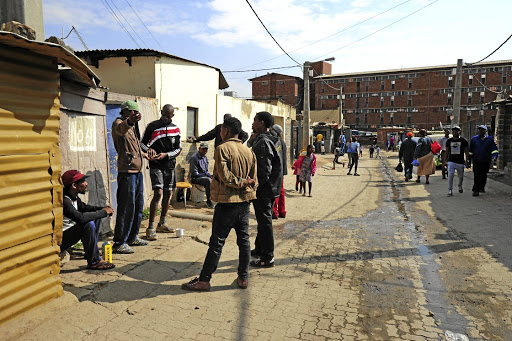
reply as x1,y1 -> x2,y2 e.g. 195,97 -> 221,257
61,218 -> 102,265
114,172 -> 144,246
448,161 -> 465,190
252,193 -> 275,262
199,202 -> 251,282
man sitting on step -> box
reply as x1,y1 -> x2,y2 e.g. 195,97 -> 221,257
190,142 -> 214,209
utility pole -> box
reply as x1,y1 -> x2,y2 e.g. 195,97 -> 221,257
452,58 -> 463,126
339,86 -> 343,128
302,61 -> 311,149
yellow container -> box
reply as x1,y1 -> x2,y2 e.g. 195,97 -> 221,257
102,242 -> 113,263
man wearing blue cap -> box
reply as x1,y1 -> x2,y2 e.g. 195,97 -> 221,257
469,125 -> 498,196
111,100 -> 149,253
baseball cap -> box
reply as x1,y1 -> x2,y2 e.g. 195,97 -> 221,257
121,100 -> 139,111
478,125 -> 487,130
452,125 -> 461,130
199,142 -> 209,149
62,170 -> 87,186
406,132 -> 413,137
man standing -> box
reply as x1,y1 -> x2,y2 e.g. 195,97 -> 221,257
439,128 -> 450,179
181,117 -> 257,291
61,170 -> 115,270
469,125 -> 498,196
271,124 -> 287,219
191,113 -> 249,148
190,142 -> 214,209
111,100 -> 149,254
446,126 -> 470,196
141,104 -> 182,240
399,132 -> 417,181
250,111 -> 282,268
346,137 -> 360,176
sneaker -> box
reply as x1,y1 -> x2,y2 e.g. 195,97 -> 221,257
472,191 -> 479,197
272,214 -> 278,220
181,277 -> 211,291
459,186 -> 463,193
480,189 -> 486,193
145,228 -> 157,241
237,276 -> 248,289
347,172 -> 351,175
250,258 -> 274,268
113,243 -> 134,254
415,179 -> 421,183
447,190 -> 453,197
156,223 -> 175,233
250,249 -> 260,257
278,214 -> 286,218
206,200 -> 214,209
354,173 -> 360,176
128,237 -> 148,246
404,177 -> 408,182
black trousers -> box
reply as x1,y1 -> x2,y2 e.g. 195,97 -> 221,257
252,195 -> 275,262
348,153 -> 359,173
472,161 -> 490,193
192,176 -> 211,201
199,202 -> 251,282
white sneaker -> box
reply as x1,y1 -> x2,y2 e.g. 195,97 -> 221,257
447,190 -> 453,197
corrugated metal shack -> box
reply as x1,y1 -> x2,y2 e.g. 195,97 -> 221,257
0,31 -> 99,324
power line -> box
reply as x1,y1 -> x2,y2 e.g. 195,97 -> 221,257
244,0 -> 301,67
312,0 -> 439,62
223,65 -> 300,73
124,0 -> 162,49
466,33 -> 512,65
99,0 -> 141,48
235,0 -> 413,71
109,0 -> 148,48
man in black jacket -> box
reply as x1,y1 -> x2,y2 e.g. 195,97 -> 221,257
191,114 -> 249,148
398,132 -> 417,181
61,170 -> 115,270
141,104 -> 182,240
250,111 -> 283,268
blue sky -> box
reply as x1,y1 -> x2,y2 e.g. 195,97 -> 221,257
43,0 -> 512,97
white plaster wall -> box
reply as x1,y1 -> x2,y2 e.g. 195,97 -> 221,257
155,57 -> 219,139
90,56 -> 156,98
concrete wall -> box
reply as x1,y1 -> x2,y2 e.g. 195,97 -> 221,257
0,0 -> 44,40
155,57 -> 219,139
88,56 -> 157,98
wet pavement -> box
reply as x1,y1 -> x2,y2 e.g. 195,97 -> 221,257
3,153 -> 512,340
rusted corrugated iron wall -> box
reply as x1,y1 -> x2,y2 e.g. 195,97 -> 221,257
0,46 -> 63,324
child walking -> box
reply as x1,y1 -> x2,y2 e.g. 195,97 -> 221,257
297,145 -> 317,197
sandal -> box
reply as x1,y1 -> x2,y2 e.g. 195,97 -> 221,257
87,260 -> 115,270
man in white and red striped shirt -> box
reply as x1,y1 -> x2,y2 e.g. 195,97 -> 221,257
141,104 -> 182,240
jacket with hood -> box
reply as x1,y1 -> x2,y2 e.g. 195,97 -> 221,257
252,131 -> 283,198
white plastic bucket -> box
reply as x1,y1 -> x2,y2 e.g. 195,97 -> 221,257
176,228 -> 185,238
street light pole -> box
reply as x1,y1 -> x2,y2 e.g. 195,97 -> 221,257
302,61 -> 311,150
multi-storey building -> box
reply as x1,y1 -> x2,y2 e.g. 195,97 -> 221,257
315,60 -> 512,131
250,73 -> 304,109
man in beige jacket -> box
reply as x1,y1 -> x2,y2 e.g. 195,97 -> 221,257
182,116 -> 257,291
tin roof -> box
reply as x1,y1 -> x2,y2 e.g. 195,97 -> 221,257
75,48 -> 229,89
0,31 -> 100,87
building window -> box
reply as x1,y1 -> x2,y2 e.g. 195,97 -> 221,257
481,74 -> 486,84
408,79 -> 413,89
503,73 -> 507,84
390,96 -> 394,107
356,81 -> 361,92
390,112 -> 394,125
480,92 -> 485,103
469,75 -> 473,85
364,114 -> 368,124
279,80 -> 285,85
381,81 -> 385,90
365,98 -> 369,107
380,112 -> 384,123
467,110 -> 471,122
447,93 -> 452,105
479,109 -> 484,118
467,92 -> 472,104
356,113 -> 360,125
186,107 -> 198,138
446,112 -> 451,124
356,98 -> 360,108
448,76 -> 453,87
407,112 -> 412,124
391,80 -> 395,90
380,97 -> 384,107
262,81 -> 268,86
408,95 -> 412,106
365,82 -> 369,91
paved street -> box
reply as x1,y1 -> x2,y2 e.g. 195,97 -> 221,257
3,152 -> 512,341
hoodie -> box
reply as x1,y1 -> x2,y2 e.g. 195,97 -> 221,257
252,131 -> 283,198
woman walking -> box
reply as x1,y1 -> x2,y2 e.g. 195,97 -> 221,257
297,145 -> 317,197
414,129 -> 436,184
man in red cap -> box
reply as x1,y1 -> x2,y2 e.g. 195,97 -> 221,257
61,170 -> 115,270
399,131 -> 417,182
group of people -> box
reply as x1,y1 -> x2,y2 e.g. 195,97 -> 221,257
398,126 -> 498,196
61,103 -> 290,290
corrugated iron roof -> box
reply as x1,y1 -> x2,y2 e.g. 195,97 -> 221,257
317,59 -> 512,79
0,31 -> 100,87
75,48 -> 229,89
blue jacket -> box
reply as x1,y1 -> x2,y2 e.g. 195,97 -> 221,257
469,135 -> 498,163
190,152 -> 211,179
